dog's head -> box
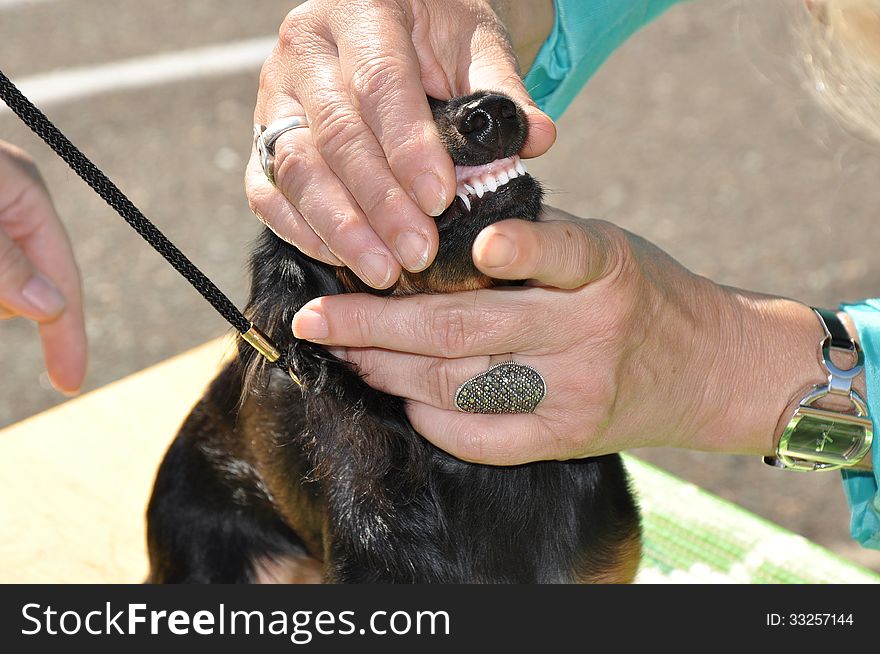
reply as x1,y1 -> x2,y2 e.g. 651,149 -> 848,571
337,91 -> 544,295
241,92 -> 544,391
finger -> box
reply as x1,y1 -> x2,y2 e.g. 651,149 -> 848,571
254,87 -> 403,285
341,346 -> 491,410
0,229 -> 86,393
255,57 -> 402,286
14,221 -> 86,393
38,298 -> 87,394
330,3 -> 457,217
406,401 -> 557,465
472,218 -> 625,288
245,152 -> 343,266
291,288 -> 556,356
0,148 -> 87,392
274,22 -> 442,275
269,123 -> 402,287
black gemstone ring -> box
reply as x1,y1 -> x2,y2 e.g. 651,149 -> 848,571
454,362 -> 546,414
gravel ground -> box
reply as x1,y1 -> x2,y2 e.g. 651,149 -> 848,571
1,0 -> 878,572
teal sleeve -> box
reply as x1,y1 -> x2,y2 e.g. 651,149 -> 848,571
523,0 -> 688,120
840,300 -> 880,549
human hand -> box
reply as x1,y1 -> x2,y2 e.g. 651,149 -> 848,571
290,207 -> 830,464
248,0 -> 556,288
0,142 -> 86,394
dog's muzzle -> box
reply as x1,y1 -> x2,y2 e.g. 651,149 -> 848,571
454,362 -> 546,414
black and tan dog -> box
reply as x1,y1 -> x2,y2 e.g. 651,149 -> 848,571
146,92 -> 641,583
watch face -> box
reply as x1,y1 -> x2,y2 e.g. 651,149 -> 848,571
782,406 -> 872,466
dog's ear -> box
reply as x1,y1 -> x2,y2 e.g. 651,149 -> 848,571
237,229 -> 345,394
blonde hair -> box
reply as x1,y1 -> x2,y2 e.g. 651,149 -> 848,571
799,0 -> 880,141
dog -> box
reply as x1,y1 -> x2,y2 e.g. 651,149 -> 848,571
146,91 -> 641,583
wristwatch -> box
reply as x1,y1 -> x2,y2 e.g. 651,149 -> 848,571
764,308 -> 873,471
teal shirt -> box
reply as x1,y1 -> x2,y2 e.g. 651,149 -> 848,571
525,0 -> 686,119
524,0 -> 880,549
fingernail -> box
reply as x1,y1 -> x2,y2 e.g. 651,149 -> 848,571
357,252 -> 393,288
52,377 -> 81,398
411,171 -> 448,217
395,231 -> 431,272
292,308 -> 329,340
21,274 -> 65,317
476,232 -> 516,269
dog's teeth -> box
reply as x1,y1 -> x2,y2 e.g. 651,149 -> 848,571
457,193 -> 471,211
456,157 -> 523,201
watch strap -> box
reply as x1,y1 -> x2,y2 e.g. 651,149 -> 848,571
814,307 -> 855,353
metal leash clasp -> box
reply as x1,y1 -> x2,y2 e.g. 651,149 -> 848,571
240,323 -> 303,387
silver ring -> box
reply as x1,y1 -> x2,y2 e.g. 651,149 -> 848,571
454,362 -> 546,414
253,116 -> 309,186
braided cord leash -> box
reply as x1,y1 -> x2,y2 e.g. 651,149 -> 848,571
0,69 -> 293,377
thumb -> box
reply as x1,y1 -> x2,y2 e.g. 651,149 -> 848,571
0,230 -> 65,321
472,217 -> 625,289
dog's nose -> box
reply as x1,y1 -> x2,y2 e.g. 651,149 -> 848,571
453,94 -> 520,156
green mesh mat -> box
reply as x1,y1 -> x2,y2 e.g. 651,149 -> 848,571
623,456 -> 880,584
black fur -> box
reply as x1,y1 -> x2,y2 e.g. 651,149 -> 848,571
147,92 -> 641,583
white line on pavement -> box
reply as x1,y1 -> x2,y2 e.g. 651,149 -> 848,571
0,0 -> 60,8
1,37 -> 276,115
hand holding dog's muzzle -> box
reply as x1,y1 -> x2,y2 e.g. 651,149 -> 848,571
290,211 -> 669,464
248,0 -> 556,288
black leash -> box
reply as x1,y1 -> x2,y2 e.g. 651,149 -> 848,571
0,69 -> 297,381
